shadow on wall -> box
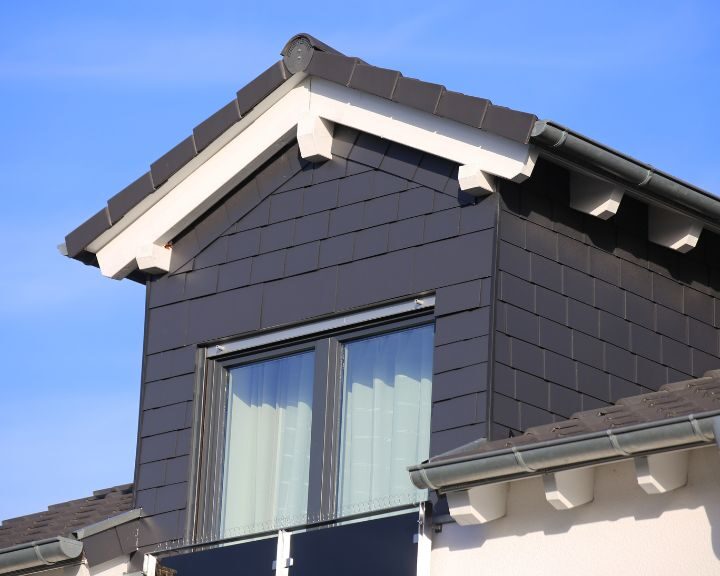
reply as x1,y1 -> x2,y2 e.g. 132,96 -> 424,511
441,446 -> 720,560
506,159 -> 720,296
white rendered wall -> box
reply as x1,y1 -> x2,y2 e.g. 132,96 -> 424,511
431,447 -> 720,576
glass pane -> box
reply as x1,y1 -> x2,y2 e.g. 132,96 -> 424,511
222,351 -> 314,537
337,324 -> 433,516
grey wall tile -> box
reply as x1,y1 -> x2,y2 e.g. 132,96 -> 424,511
498,272 -> 534,312
142,402 -> 191,437
319,233 -> 355,267
250,251 -> 286,283
329,203 -> 365,236
336,250 -> 413,310
218,259 -> 251,292
186,284 -> 262,342
435,307 -> 490,346
434,336 -> 489,373
498,242 -> 530,281
435,280 -> 483,317
510,338 -> 544,375
430,422 -> 488,456
363,194 -> 399,227
413,230 -> 494,291
432,363 -> 487,402
388,216 -> 424,251
143,374 -> 194,410
261,268 -> 338,329
285,242 -> 320,276
146,302 -> 189,354
431,394 -> 478,432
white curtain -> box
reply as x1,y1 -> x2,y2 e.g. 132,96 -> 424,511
222,351 -> 314,536
337,324 -> 433,516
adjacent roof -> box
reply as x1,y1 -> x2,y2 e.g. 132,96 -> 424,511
410,371 -> 720,492
435,370 -> 720,464
62,33 -> 536,269
0,484 -> 134,549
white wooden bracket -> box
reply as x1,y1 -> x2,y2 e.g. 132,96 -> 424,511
272,530 -> 293,575
569,172 -> 624,220
446,482 -> 508,525
134,244 -> 172,276
648,205 -> 702,253
543,467 -> 594,510
458,165 -> 495,195
297,113 -> 334,161
635,451 -> 689,494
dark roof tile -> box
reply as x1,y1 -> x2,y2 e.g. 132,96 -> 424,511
0,484 -> 134,549
107,172 -> 155,224
391,77 -> 444,114
65,207 -> 112,258
430,370 -> 720,463
306,51 -> 359,86
236,61 -> 290,116
436,90 -> 489,128
348,64 -> 401,99
193,99 -> 241,153
481,104 -> 536,144
150,136 -> 197,187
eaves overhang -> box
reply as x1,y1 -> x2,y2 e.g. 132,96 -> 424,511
0,536 -> 83,575
531,120 -> 720,236
61,33 -> 538,281
408,410 -> 720,494
62,33 -> 719,281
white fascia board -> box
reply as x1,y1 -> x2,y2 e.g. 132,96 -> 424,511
95,75 -> 536,279
309,78 -> 536,183
96,81 -> 311,278
87,73 -> 308,256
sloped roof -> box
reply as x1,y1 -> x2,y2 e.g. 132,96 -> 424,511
0,484 -> 134,549
431,370 -> 720,465
63,33 -> 536,267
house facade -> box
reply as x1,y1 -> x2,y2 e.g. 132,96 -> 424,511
3,33 -> 720,575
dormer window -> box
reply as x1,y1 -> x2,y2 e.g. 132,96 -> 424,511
193,300 -> 435,540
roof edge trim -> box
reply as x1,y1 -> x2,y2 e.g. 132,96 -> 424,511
408,411 -> 720,492
72,508 -> 144,540
0,536 -> 83,575
95,77 -> 536,279
532,121 -> 720,232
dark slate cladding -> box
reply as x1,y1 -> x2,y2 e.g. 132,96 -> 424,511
490,159 -> 720,438
137,130 -> 497,542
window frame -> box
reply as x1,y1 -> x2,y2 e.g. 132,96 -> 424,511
191,301 -> 435,543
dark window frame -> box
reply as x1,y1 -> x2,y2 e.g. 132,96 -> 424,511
191,309 -> 434,543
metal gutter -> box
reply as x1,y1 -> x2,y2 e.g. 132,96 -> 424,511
531,120 -> 720,228
408,411 -> 720,492
72,508 -> 143,540
0,537 -> 83,575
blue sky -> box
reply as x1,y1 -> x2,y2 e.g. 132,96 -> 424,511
0,1 -> 718,521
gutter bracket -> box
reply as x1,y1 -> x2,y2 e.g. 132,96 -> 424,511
569,172 -> 624,220
648,205 -> 703,253
446,483 -> 508,525
635,451 -> 689,494
543,467 -> 594,510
